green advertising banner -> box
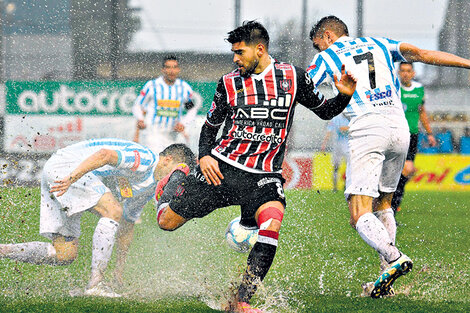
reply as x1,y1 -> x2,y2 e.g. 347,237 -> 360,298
5,80 -> 216,116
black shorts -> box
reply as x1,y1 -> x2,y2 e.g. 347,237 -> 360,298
406,133 -> 419,161
170,158 -> 286,228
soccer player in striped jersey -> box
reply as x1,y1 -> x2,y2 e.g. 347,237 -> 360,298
132,55 -> 202,154
155,21 -> 356,313
391,62 -> 437,214
0,139 -> 195,298
308,15 -> 470,298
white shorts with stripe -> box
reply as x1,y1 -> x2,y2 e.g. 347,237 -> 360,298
345,114 -> 409,199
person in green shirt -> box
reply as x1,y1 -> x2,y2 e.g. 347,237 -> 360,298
391,62 -> 437,214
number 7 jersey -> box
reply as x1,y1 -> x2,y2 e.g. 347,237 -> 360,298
307,36 -> 407,126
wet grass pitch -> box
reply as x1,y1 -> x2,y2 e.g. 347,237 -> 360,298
1,187 -> 469,312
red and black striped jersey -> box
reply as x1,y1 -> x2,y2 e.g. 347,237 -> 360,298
201,57 -> 335,173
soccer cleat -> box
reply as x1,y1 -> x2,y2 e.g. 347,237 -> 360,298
236,302 -> 264,313
361,281 -> 395,297
155,163 -> 190,204
371,254 -> 412,298
84,282 -> 122,298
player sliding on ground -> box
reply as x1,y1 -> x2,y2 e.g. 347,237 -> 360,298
154,21 -> 356,313
0,139 -> 195,297
307,15 -> 470,297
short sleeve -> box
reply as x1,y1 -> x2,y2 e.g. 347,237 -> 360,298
384,38 -> 406,63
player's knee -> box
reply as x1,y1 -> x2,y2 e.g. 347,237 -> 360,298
53,240 -> 78,265
101,205 -> 123,223
95,193 -> 123,222
257,206 -> 284,232
156,204 -> 186,231
158,215 -> 177,231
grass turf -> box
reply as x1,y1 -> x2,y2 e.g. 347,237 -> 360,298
0,187 -> 469,312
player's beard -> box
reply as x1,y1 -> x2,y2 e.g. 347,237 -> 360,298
240,58 -> 259,78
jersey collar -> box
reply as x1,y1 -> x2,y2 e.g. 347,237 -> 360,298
250,56 -> 275,80
335,36 -> 353,43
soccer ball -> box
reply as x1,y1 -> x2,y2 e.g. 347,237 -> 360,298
225,216 -> 258,253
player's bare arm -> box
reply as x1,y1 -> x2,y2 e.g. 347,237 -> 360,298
199,155 -> 224,186
50,149 -> 119,197
333,64 -> 357,96
400,43 -> 470,68
419,105 -> 437,147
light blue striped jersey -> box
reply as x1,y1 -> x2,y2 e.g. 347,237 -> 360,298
133,76 -> 194,128
56,138 -> 159,221
307,36 -> 407,126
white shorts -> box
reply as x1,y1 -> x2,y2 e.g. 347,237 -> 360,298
140,126 -> 187,154
345,114 -> 409,199
39,152 -> 110,239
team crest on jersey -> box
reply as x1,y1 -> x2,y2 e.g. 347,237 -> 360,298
279,79 -> 292,92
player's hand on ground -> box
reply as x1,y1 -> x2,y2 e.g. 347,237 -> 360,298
333,64 -> 357,96
50,176 -> 74,197
199,155 -> 224,186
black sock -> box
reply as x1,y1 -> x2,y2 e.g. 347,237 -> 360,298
391,174 -> 408,213
237,242 -> 277,303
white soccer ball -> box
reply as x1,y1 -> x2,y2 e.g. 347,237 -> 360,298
225,216 -> 258,253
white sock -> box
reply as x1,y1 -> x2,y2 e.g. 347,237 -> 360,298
356,213 -> 401,263
0,241 -> 57,265
374,208 -> 397,245
91,217 -> 119,276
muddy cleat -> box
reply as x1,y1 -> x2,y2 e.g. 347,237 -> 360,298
371,254 -> 412,298
235,302 -> 263,313
84,282 -> 122,298
361,281 -> 395,297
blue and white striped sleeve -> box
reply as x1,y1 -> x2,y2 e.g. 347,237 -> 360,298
384,38 -> 406,63
116,147 -> 156,173
307,54 -> 332,87
182,81 -> 194,101
132,81 -> 153,120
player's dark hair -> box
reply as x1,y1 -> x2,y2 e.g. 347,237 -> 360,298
160,144 -> 196,169
227,20 -> 270,49
399,61 -> 414,69
309,15 -> 349,40
162,54 -> 178,67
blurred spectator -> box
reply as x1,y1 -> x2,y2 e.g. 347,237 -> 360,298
460,127 -> 470,154
132,55 -> 201,154
435,127 -> 454,153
